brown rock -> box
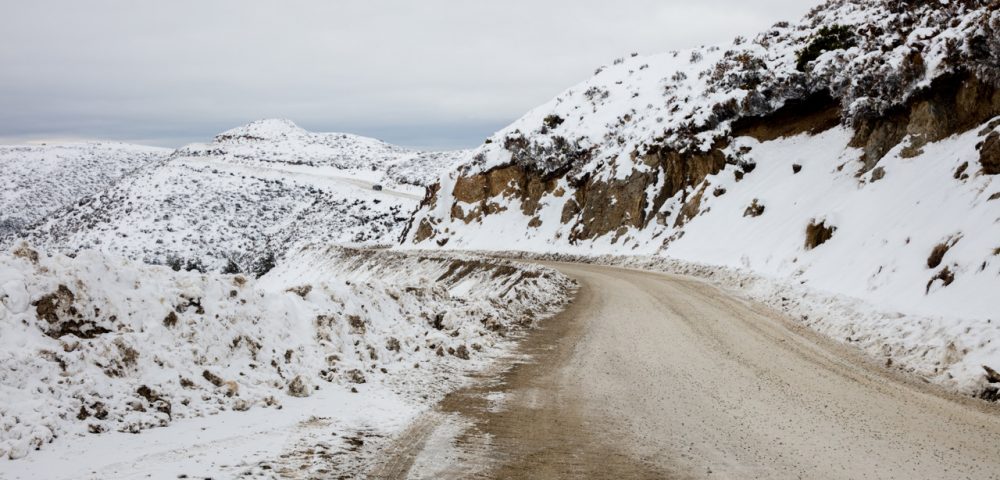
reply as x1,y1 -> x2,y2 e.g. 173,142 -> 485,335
805,220 -> 836,250
981,132 -> 1000,175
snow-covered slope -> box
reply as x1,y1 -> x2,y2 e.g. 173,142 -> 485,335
8,120 -> 465,272
0,244 -> 572,461
405,1 -> 1000,394
0,143 -> 170,238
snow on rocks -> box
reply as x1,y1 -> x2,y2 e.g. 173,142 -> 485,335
0,244 -> 573,461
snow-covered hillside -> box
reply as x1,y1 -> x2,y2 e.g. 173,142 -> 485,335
0,244 -> 572,464
405,1 -> 1000,394
8,120 -> 465,273
0,143 -> 170,238
178,119 -> 466,188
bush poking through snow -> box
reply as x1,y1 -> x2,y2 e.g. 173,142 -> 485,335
542,114 -> 565,130
743,199 -> 765,218
795,24 -> 856,71
926,267 -> 955,294
927,243 -> 951,269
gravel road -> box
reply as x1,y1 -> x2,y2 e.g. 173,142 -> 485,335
371,261 -> 1000,479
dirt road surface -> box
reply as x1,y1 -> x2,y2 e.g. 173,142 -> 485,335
371,262 -> 1000,479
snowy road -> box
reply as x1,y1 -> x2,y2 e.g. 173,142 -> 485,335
372,261 -> 1000,479
179,157 -> 424,201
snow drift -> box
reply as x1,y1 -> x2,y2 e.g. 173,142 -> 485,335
0,244 -> 572,460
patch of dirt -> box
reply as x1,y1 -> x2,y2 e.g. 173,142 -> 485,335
12,244 -> 39,263
33,284 -> 111,339
163,311 -> 178,327
202,369 -> 225,387
288,375 -> 311,398
346,369 -> 366,384
285,285 -> 312,298
348,314 -> 366,334
805,220 -> 836,250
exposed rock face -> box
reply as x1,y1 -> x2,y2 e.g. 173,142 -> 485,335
429,142 -> 729,243
731,90 -> 842,142
406,0 -> 1000,251
448,164 -> 561,226
851,73 -> 1000,171
981,131 -> 1000,175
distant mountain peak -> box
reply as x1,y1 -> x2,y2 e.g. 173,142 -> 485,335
214,118 -> 307,142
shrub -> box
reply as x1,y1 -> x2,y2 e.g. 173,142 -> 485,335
796,24 -> 856,71
221,258 -> 241,274
252,252 -> 276,278
165,255 -> 184,272
927,242 -> 951,269
543,114 -> 564,130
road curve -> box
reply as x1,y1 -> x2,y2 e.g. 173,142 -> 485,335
371,261 -> 1000,479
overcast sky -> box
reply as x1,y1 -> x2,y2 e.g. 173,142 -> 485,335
0,1 -> 820,149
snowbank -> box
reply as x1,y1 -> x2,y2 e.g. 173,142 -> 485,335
0,244 -> 573,461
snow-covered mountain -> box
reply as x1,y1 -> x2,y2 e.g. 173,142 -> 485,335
7,120 -> 466,273
404,1 -> 1000,390
178,119 -> 466,188
0,143 -> 170,238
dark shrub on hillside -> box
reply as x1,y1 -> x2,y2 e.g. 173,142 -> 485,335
543,114 -> 565,130
796,24 -> 856,71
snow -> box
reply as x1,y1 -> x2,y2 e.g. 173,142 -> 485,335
0,244 -> 573,469
0,142 -> 170,239
0,382 -> 416,479
5,120 -> 466,273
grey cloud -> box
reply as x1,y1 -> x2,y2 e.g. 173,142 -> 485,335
0,0 -> 821,149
